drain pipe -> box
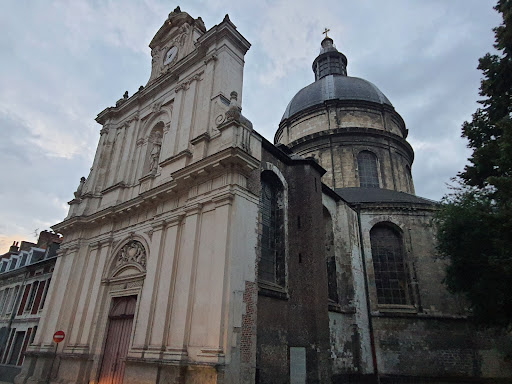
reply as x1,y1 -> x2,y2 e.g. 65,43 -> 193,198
355,204 -> 379,383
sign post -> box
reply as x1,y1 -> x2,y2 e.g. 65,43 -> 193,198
48,331 -> 65,384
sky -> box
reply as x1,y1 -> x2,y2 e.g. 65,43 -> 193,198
0,0 -> 502,252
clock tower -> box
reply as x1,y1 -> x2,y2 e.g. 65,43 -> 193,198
148,7 -> 206,83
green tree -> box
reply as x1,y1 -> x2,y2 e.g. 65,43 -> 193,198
436,0 -> 512,328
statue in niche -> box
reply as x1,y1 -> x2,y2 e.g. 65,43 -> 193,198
149,132 -> 162,173
74,176 -> 86,198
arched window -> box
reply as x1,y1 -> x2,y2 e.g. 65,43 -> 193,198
357,151 -> 379,188
259,171 -> 285,286
324,207 -> 338,303
370,223 -> 412,305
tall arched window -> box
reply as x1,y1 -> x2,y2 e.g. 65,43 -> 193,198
357,151 -> 379,188
370,223 -> 412,305
324,207 -> 338,303
259,171 -> 285,286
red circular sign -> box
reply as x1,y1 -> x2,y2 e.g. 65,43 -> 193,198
53,331 -> 65,343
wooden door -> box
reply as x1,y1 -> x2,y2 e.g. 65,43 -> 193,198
98,296 -> 137,384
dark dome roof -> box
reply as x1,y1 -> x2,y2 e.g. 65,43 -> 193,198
281,74 -> 393,121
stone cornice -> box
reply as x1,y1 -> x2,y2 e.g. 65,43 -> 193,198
287,126 -> 415,162
276,99 -> 407,143
171,147 -> 259,186
354,202 -> 439,212
52,147 -> 259,234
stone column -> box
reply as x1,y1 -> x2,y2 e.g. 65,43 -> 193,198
68,242 -> 100,348
176,81 -> 197,155
78,240 -> 111,346
148,215 -> 183,351
132,221 -> 165,349
208,194 -> 233,350
161,88 -> 184,162
106,125 -> 126,187
87,125 -> 110,194
35,246 -> 77,351
167,204 -> 202,355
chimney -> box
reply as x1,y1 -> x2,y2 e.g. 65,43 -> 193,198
9,241 -> 19,253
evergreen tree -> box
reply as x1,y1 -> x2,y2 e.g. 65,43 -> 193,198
437,0 -> 512,328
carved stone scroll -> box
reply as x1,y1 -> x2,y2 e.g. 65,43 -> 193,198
115,240 -> 147,270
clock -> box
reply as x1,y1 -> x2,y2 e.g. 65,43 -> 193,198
163,46 -> 178,65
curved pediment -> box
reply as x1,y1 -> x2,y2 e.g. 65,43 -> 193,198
111,262 -> 145,278
150,8 -> 204,49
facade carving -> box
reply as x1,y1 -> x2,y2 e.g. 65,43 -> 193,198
114,240 -> 146,271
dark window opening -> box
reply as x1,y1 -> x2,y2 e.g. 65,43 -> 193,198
324,207 -> 339,303
7,331 -> 25,365
370,223 -> 413,305
357,151 -> 380,188
259,171 -> 285,286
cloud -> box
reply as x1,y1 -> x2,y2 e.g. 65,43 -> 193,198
0,0 -> 503,251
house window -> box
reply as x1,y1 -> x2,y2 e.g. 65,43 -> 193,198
259,171 -> 285,286
39,278 -> 51,311
370,223 -> 413,305
357,151 -> 379,188
7,331 -> 25,365
19,253 -> 28,267
8,258 -> 17,271
25,281 -> 39,312
0,289 -> 7,315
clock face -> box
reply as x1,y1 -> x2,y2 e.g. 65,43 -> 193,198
163,46 -> 178,65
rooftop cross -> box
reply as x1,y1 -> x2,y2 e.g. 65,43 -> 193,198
322,27 -> 330,39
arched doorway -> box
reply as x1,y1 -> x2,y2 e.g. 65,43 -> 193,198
98,295 -> 137,384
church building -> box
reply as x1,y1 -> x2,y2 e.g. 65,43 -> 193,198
15,8 -> 511,384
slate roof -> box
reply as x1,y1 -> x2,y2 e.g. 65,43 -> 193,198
334,187 -> 438,206
281,74 -> 392,121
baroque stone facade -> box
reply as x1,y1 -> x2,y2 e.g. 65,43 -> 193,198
14,8 -> 512,384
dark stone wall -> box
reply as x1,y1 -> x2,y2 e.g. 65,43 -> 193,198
255,145 -> 332,384
373,316 -> 512,380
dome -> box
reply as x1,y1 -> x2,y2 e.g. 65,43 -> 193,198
281,74 -> 393,121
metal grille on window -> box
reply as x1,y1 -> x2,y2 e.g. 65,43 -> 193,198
357,151 -> 380,188
370,224 -> 412,305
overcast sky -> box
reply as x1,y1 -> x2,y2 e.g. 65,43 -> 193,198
0,0 -> 501,252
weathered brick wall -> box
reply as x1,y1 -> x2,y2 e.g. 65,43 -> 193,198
373,316 -> 512,379
255,144 -> 331,384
